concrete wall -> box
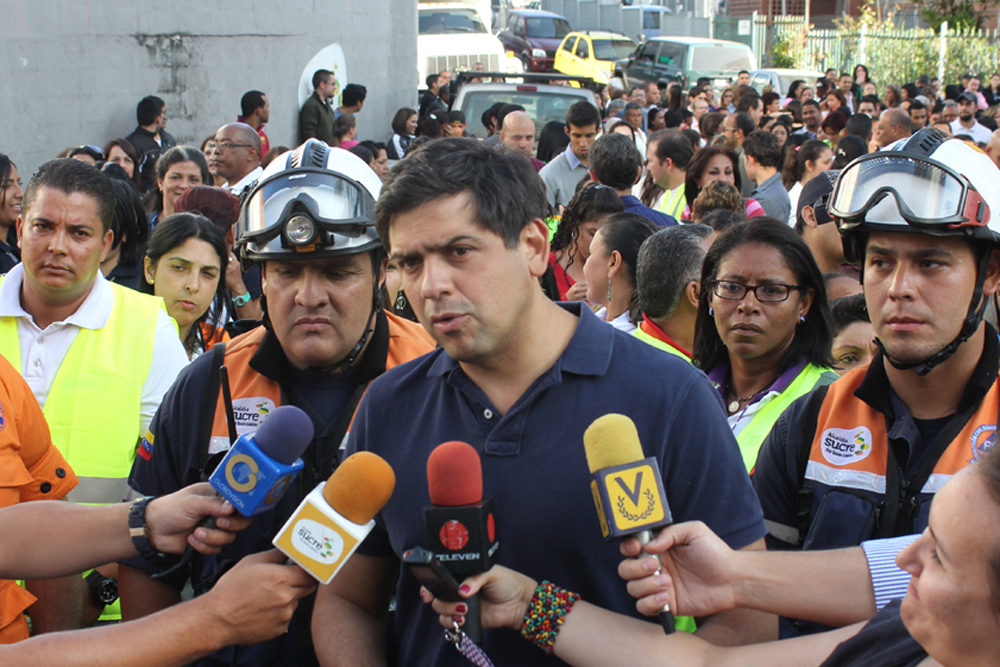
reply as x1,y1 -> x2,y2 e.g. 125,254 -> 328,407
0,0 -> 418,174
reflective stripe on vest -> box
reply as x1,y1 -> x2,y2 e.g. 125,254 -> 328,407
632,327 -> 691,361
805,365 -> 999,495
208,311 -> 435,455
0,280 -> 165,622
0,281 -> 163,505
736,364 -> 836,471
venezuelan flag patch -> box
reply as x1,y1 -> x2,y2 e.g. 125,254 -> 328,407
138,430 -> 154,461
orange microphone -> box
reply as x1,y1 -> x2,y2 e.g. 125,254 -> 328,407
273,452 -> 395,583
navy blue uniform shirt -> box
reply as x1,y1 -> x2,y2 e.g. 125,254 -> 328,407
344,303 -> 765,666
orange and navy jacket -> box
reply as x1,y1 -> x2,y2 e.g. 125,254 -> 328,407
752,333 -> 998,552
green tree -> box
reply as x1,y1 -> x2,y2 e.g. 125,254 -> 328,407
920,0 -> 999,30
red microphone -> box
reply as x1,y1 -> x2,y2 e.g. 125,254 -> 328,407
422,441 -> 498,644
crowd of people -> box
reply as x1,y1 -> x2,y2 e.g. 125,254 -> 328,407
0,60 -> 999,667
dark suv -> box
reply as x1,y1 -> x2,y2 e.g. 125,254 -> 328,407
497,9 -> 572,72
614,37 -> 756,90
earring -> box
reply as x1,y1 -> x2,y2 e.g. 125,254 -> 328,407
799,314 -> 806,323
708,307 -> 714,316
607,280 -> 613,305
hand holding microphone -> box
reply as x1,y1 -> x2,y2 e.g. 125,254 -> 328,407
152,405 -> 314,580
273,451 -> 396,583
583,413 -> 675,634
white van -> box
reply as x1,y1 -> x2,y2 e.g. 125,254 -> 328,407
418,1 -> 522,88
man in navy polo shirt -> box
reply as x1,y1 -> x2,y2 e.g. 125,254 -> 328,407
312,139 -> 774,666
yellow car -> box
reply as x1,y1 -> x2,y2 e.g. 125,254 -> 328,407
554,31 -> 637,85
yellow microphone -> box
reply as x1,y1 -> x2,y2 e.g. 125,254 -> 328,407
583,413 -> 675,633
273,452 -> 395,584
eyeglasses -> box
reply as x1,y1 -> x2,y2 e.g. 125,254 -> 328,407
712,280 -> 803,302
206,141 -> 253,152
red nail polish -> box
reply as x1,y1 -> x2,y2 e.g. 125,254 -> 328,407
459,584 -> 471,594
455,604 -> 468,614
454,615 -> 465,625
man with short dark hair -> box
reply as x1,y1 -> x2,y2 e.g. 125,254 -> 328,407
539,101 -> 601,208
736,93 -> 764,125
646,129 -> 693,220
125,96 -> 176,194
238,90 -> 270,156
793,170 -> 849,275
876,108 -> 913,149
795,100 -> 823,139
908,99 -> 928,130
208,123 -> 263,196
419,74 -> 445,120
857,95 -> 879,118
743,130 -> 790,223
622,101 -> 647,155
951,91 -> 992,144
737,70 -> 751,86
313,137 -> 774,666
299,69 -> 337,144
838,72 -> 856,111
335,83 -> 367,120
634,224 -> 713,359
1,158 -> 187,626
590,133 -> 675,226
723,111 -> 756,197
845,112 -> 872,143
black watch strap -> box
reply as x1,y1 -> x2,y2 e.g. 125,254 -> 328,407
128,496 -> 169,563
84,570 -> 119,605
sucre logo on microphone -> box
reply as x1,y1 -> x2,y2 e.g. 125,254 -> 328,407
438,520 -> 469,550
292,519 -> 346,563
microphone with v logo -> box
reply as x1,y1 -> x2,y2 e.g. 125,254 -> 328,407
583,413 -> 675,633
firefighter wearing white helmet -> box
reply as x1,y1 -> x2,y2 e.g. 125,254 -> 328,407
121,140 -> 434,667
751,129 -> 1000,615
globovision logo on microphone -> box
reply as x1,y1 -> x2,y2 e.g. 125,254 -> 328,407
224,454 -> 259,493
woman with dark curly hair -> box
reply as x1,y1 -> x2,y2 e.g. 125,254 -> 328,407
546,184 -> 624,301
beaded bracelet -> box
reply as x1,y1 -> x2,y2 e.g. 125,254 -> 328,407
520,580 -> 581,654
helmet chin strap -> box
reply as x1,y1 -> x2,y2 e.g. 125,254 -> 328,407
874,250 -> 992,376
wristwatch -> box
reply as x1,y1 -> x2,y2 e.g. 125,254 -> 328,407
233,292 -> 252,307
85,570 -> 119,606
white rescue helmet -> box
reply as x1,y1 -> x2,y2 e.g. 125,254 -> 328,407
235,139 -> 383,267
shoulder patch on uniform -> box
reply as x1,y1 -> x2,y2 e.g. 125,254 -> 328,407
971,423 -> 996,462
821,426 -> 872,465
0,400 -> 6,432
138,429 -> 154,460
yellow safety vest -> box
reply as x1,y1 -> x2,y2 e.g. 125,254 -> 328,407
657,184 -> 687,220
633,327 -> 691,361
0,280 -> 167,622
736,364 -> 837,472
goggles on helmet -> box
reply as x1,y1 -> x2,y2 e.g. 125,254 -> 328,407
237,168 -> 377,256
830,151 -> 990,233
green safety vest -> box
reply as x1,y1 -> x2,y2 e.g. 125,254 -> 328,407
633,327 -> 691,361
735,363 -> 838,472
657,184 -> 687,220
0,279 -> 168,621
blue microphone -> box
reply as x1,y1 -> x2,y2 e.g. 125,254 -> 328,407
208,405 -> 313,516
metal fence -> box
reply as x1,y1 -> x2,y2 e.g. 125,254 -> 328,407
745,14 -> 1000,84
